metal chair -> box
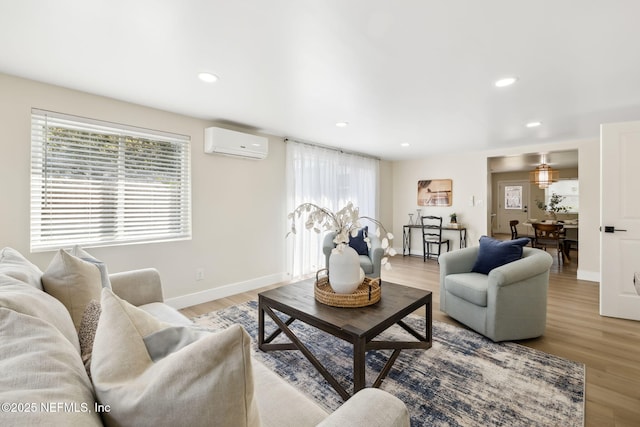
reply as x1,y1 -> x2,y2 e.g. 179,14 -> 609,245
420,216 -> 450,262
532,222 -> 565,263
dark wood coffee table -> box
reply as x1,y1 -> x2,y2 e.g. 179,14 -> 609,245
258,279 -> 432,400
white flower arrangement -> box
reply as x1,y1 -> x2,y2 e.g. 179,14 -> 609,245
287,202 -> 396,269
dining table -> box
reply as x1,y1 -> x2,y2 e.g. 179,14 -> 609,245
523,220 -> 578,261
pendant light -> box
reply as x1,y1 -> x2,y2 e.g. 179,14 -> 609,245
530,155 -> 559,189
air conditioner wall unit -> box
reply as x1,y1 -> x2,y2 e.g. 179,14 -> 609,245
204,126 -> 268,160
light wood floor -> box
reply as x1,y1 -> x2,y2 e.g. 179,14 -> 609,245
180,246 -> 640,427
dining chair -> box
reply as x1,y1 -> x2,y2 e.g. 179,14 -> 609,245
532,222 -> 565,263
420,216 -> 450,262
509,220 -> 534,246
509,220 -> 519,240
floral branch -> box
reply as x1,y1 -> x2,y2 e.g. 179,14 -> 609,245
287,201 -> 396,270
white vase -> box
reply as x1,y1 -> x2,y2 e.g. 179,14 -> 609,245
328,245 -> 364,294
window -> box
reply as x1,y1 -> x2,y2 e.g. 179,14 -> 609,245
544,179 -> 579,213
31,109 -> 191,251
285,141 -> 379,278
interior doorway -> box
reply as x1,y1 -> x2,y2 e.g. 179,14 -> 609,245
488,150 -> 580,276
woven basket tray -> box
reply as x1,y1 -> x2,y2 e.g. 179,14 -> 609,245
314,270 -> 381,308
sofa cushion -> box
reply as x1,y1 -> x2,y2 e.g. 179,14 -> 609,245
0,247 -> 43,290
139,301 -> 194,326
349,226 -> 369,256
0,307 -> 101,426
0,274 -> 80,352
471,236 -> 530,275
42,249 -> 104,331
445,272 -> 489,307
252,360 -> 328,427
92,288 -> 261,427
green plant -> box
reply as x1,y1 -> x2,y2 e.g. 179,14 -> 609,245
449,212 -> 457,222
536,193 -> 570,213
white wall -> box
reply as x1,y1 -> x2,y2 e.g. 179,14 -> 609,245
0,73 -> 289,306
391,139 -> 600,282
1,72 -> 601,311
391,151 -> 489,254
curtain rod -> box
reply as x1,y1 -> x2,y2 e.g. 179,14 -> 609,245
284,137 -> 380,161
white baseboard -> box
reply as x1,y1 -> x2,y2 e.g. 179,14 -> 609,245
168,264 -> 596,310
165,272 -> 289,309
577,269 -> 599,283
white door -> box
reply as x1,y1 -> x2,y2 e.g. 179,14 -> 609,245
600,121 -> 640,321
496,181 -> 530,236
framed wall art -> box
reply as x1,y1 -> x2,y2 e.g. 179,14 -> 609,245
504,185 -> 523,209
417,179 -> 452,206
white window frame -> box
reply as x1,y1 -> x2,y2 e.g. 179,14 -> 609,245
30,109 -> 191,251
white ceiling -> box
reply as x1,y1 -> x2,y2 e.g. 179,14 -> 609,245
1,1 -> 639,161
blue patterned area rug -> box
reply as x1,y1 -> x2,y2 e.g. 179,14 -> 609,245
193,301 -> 584,427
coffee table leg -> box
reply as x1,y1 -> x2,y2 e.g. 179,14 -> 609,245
353,337 -> 366,394
258,297 -> 265,349
261,305 -> 351,401
373,349 -> 401,388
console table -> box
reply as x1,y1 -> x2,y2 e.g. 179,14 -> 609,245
402,224 -> 467,256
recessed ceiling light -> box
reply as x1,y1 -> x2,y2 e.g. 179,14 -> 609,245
526,121 -> 542,128
198,72 -> 219,83
400,142 -> 410,147
335,121 -> 349,128
494,77 -> 517,88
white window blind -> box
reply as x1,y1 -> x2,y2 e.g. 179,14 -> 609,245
31,109 -> 191,251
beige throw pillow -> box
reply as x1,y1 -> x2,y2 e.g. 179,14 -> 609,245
42,249 -> 103,331
71,245 -> 112,289
91,288 -> 262,427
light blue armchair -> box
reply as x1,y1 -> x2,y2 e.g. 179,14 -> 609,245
322,231 -> 384,279
439,246 -> 553,342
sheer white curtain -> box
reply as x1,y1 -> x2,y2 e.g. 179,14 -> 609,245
286,141 -> 379,278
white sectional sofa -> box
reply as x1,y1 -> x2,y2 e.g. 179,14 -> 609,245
0,247 -> 409,427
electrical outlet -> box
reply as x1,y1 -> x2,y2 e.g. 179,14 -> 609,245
195,268 -> 205,281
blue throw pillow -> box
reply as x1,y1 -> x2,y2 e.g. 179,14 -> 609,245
348,226 -> 369,256
471,236 -> 530,274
